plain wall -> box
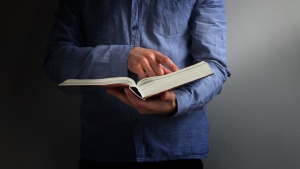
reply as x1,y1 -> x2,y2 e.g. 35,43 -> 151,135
204,0 -> 300,168
1,0 -> 299,169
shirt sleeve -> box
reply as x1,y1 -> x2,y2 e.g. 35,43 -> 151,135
43,0 -> 133,84
173,0 -> 230,117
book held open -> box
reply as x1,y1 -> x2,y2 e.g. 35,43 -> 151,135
57,61 -> 213,100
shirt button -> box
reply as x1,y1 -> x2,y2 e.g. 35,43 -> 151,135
132,25 -> 138,30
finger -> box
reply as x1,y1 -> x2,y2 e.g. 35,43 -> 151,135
160,91 -> 168,100
149,62 -> 164,76
134,65 -> 148,79
145,51 -> 169,76
161,65 -> 172,75
156,54 -> 179,72
142,62 -> 156,77
138,72 -> 148,79
160,90 -> 176,100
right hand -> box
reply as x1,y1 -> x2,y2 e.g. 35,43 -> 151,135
128,46 -> 179,79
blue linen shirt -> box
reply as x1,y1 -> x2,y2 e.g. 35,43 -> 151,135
44,0 -> 229,162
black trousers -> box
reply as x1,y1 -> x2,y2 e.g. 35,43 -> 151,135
79,159 -> 203,169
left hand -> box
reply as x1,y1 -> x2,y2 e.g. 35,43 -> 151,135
107,88 -> 177,116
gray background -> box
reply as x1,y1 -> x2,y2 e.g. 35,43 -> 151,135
1,0 -> 299,169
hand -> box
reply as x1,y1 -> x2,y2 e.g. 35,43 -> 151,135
107,88 -> 177,116
128,46 -> 179,79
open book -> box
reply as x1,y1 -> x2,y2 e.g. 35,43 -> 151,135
57,61 -> 213,100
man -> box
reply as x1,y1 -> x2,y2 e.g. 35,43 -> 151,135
44,0 -> 230,168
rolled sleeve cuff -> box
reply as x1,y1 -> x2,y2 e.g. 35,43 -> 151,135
110,45 -> 134,77
172,89 -> 192,117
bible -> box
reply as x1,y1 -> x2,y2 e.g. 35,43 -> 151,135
57,61 -> 213,100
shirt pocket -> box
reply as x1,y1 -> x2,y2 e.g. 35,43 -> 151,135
150,0 -> 193,38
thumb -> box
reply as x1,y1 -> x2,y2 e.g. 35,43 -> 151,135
160,91 -> 173,100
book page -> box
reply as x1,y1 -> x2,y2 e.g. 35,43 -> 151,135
58,77 -> 137,87
136,61 -> 213,98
